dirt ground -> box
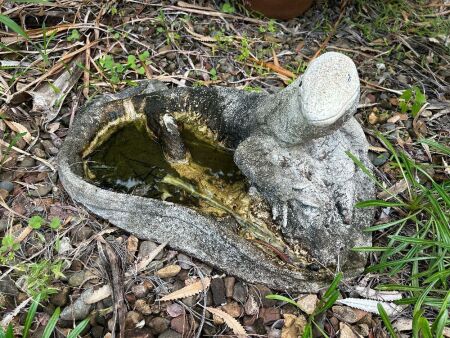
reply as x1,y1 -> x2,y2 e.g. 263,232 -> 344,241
0,0 -> 449,337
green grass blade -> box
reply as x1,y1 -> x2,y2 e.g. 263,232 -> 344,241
418,316 -> 433,338
301,323 -> 313,338
265,294 -> 299,308
352,246 -> 388,252
366,256 -> 435,272
363,213 -> 418,232
315,290 -> 339,316
23,293 -> 41,338
41,307 -> 60,338
377,303 -> 398,338
431,291 -> 450,336
355,200 -> 407,208
418,139 -> 450,156
0,14 -> 29,41
322,272 -> 342,300
67,318 -> 90,338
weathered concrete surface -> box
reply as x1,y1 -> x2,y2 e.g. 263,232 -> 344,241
58,52 -> 374,291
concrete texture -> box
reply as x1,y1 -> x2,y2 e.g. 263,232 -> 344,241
58,52 -> 374,291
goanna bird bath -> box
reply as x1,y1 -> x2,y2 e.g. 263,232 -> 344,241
58,52 -> 374,292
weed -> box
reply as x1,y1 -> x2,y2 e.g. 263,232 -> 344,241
267,273 -> 342,337
67,29 -> 80,42
349,133 -> 450,332
243,85 -> 262,93
0,115 -> 26,170
1,215 -> 63,297
0,293 -> 89,338
237,36 -> 250,61
221,2 -> 235,14
259,19 -> 277,33
398,86 -> 427,117
209,67 -> 218,81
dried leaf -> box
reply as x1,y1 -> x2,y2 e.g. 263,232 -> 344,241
336,298 -> 404,317
160,277 -> 210,301
206,307 -> 247,337
85,285 -> 112,304
4,120 -> 32,143
352,286 -> 403,302
377,179 -> 409,200
29,56 -> 84,123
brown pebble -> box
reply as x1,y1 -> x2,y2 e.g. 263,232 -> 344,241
259,307 -> 280,324
221,301 -> 242,318
156,265 -> 181,278
224,276 -> 235,298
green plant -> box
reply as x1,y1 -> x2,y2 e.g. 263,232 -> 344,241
266,272 -> 342,337
237,36 -> 250,61
209,68 -> 218,81
349,133 -> 450,334
0,293 -> 89,338
398,86 -> 427,117
67,29 -> 80,42
16,259 -> 65,298
259,19 -> 277,33
0,116 -> 26,169
221,2 -> 235,14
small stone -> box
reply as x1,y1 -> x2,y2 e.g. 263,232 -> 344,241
60,288 -> 94,320
0,181 -> 13,193
355,323 -> 370,336
0,276 -> 18,299
339,322 -> 357,338
166,303 -> 184,318
124,328 -> 153,338
244,294 -> 259,316
365,93 -> 376,104
369,151 -> 389,167
250,284 -> 276,307
221,301 -> 241,318
281,314 -> 307,338
181,295 -> 196,307
57,237 -> 73,254
259,307 -> 280,324
156,265 -> 181,278
127,235 -> 139,257
147,316 -> 170,334
210,278 -> 226,306
20,157 -> 35,168
251,317 -> 267,335
138,241 -> 163,260
368,112 -> 379,125
91,325 -> 104,338
176,253 -> 192,270
50,287 -> 70,307
212,313 -> 225,325
224,276 -> 235,298
268,328 -> 282,338
125,311 -> 144,329
158,329 -> 182,338
68,270 -> 86,287
332,305 -> 362,324
135,299 -> 152,315
232,282 -> 247,303
32,147 -> 46,158
0,189 -> 8,200
131,284 -> 149,298
296,294 -> 317,315
170,315 -> 189,334
397,74 -> 409,84
29,183 -> 52,197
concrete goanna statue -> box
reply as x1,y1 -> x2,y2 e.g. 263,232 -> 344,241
58,52 -> 374,292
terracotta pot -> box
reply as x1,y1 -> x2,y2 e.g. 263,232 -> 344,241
244,0 -> 314,19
